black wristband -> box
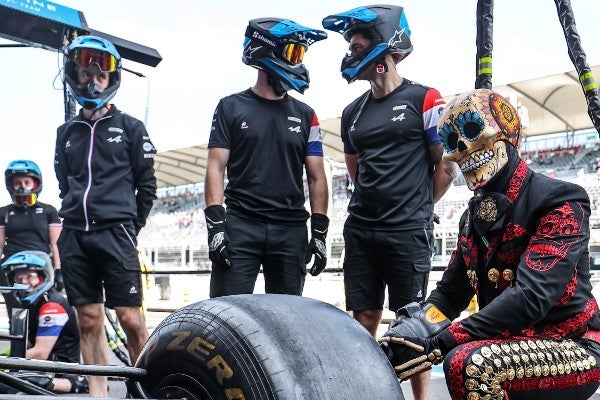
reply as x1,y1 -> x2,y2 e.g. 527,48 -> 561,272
205,205 -> 226,222
310,213 -> 329,236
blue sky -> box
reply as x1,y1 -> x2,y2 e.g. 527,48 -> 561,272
1,0 -> 599,206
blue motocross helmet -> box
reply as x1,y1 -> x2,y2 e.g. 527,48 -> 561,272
1,251 -> 54,308
242,18 -> 327,94
322,4 -> 412,83
5,160 -> 42,207
64,35 -> 122,111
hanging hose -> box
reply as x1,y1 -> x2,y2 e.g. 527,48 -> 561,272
554,0 -> 600,135
475,0 -> 494,89
105,327 -> 130,366
104,307 -> 128,350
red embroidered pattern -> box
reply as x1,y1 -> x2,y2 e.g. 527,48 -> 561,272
525,299 -> 599,339
447,340 -> 501,400
449,322 -> 472,344
497,247 -> 524,266
505,160 -> 528,201
526,202 -> 580,272
504,369 -> 600,392
537,202 -> 580,237
502,221 -> 528,242
555,271 -> 578,306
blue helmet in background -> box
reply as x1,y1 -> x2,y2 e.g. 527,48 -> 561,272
243,18 -> 327,94
5,160 -> 42,207
64,35 -> 122,111
1,251 -> 54,308
322,4 -> 412,83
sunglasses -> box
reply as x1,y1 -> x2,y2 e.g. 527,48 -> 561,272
70,48 -> 118,72
282,43 -> 306,64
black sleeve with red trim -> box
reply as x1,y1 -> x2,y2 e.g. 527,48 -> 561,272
448,183 -> 591,344
427,210 -> 475,320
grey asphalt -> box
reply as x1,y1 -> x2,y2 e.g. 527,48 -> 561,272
3,270 -> 600,399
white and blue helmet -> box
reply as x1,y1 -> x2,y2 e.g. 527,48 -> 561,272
322,4 -> 412,83
243,18 -> 327,94
1,251 -> 54,307
64,35 -> 122,111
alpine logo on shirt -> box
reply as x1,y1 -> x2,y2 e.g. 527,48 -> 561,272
107,135 -> 122,143
288,116 -> 302,134
392,104 -> 408,122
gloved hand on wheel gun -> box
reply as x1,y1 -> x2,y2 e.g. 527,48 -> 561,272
379,302 -> 457,381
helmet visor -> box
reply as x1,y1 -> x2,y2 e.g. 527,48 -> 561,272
13,193 -> 37,207
70,48 -> 118,72
283,43 -> 306,64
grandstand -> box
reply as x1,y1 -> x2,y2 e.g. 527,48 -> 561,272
139,64 -> 600,270
138,127 -> 600,271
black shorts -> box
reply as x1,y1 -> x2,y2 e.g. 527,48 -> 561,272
210,213 -> 307,297
343,223 -> 432,313
58,222 -> 143,308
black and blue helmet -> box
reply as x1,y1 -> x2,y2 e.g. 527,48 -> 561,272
64,35 -> 122,111
5,160 -> 42,207
322,4 -> 412,83
243,18 -> 327,94
1,251 -> 54,308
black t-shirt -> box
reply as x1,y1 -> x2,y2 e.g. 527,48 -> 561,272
341,80 -> 445,230
0,202 -> 61,259
209,88 -> 324,224
27,289 -> 80,363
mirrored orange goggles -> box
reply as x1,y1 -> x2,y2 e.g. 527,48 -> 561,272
70,48 -> 118,72
13,193 -> 37,207
283,43 -> 307,64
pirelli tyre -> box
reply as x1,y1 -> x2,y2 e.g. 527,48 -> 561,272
134,294 -> 404,400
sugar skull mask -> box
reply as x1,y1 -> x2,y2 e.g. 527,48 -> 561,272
437,89 -> 522,191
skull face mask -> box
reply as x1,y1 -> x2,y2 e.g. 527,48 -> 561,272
437,89 -> 522,191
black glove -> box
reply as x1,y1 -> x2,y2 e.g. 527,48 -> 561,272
305,213 -> 329,276
54,268 -> 64,292
205,205 -> 231,268
134,218 -> 144,236
378,302 -> 453,380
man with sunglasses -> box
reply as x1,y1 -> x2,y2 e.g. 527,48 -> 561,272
322,5 -> 458,399
205,18 -> 329,298
54,35 -> 157,397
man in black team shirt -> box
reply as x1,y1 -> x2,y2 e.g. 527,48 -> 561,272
205,18 -> 329,297
322,5 -> 458,399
